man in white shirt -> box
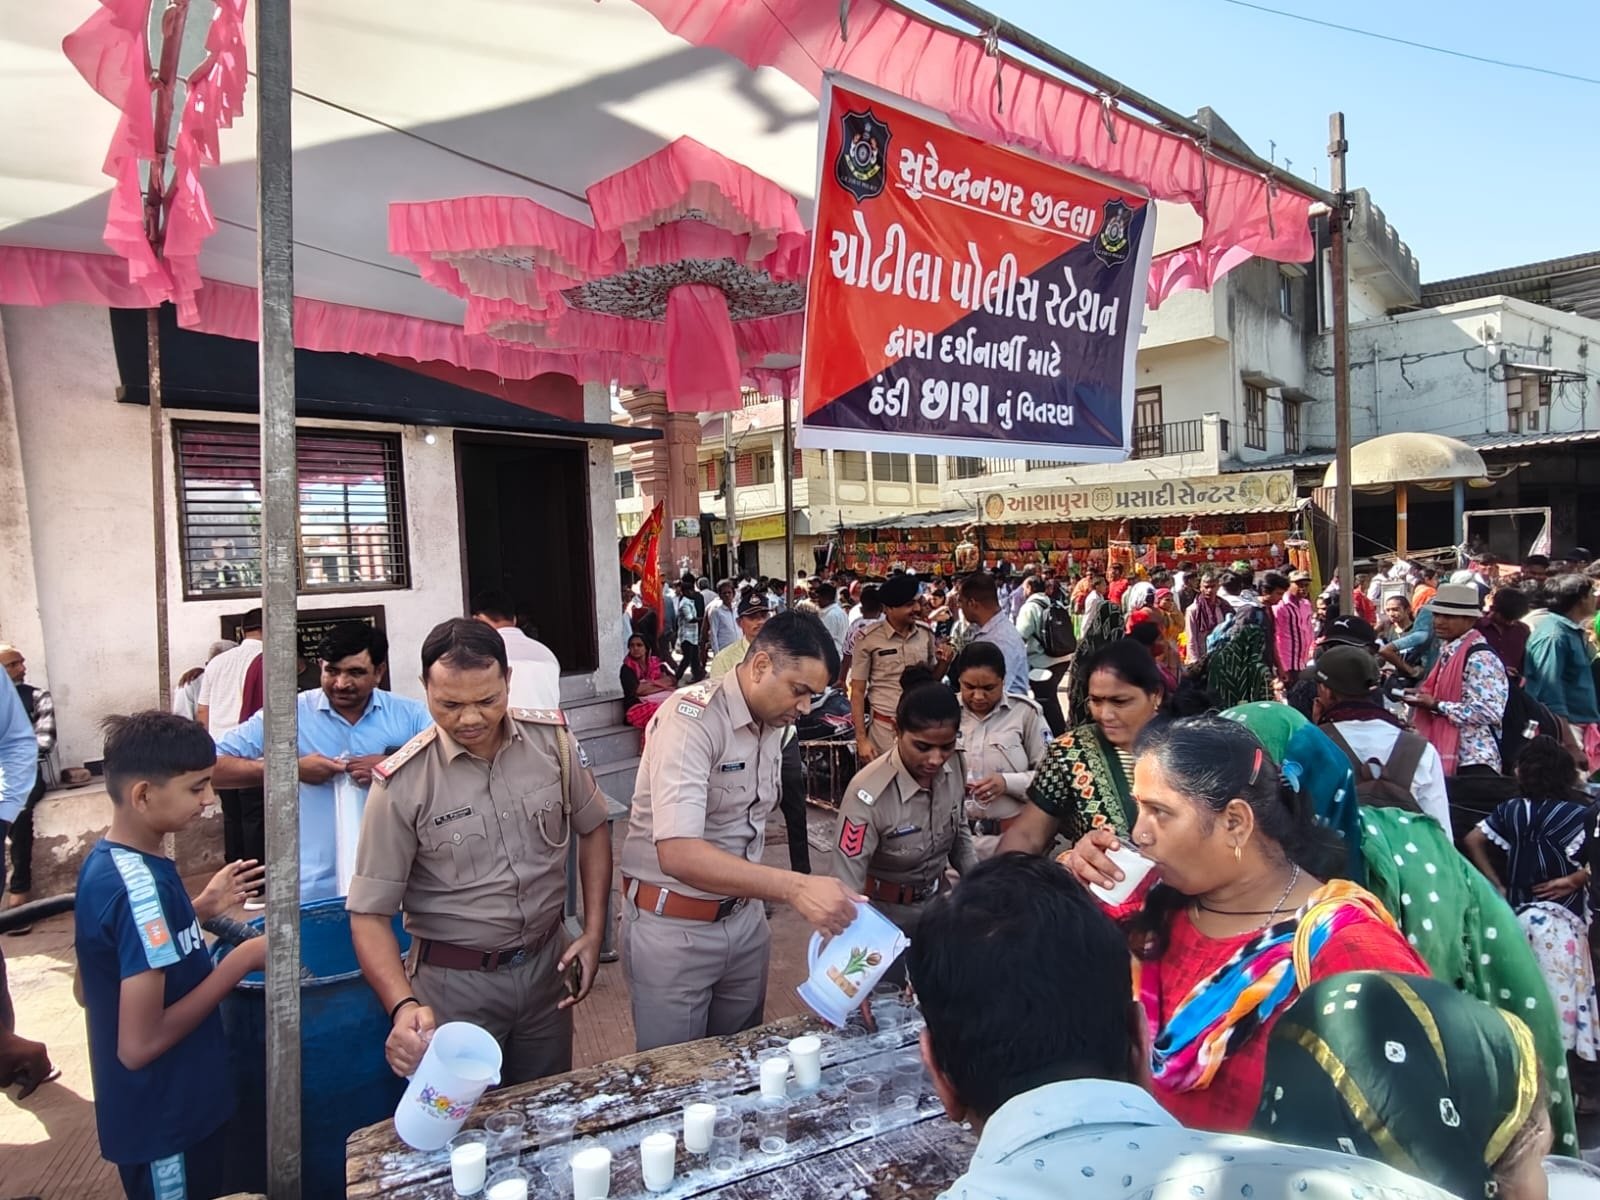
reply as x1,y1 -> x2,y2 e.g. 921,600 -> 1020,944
705,580 -> 741,656
471,590 -> 561,709
813,580 -> 849,655
196,607 -> 266,879
1312,644 -> 1450,828
908,856 -> 1456,1200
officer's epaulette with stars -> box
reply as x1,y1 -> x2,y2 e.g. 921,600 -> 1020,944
510,707 -> 567,726
675,682 -> 716,719
372,726 -> 438,781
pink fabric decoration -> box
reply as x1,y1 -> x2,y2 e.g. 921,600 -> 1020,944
628,0 -> 1315,302
62,0 -> 249,321
664,285 -> 743,413
1147,243 -> 1254,310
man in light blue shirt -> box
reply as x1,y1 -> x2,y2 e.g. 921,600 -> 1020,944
214,622 -> 430,902
954,573 -> 1029,696
0,679 -> 36,829
907,856 -> 1455,1200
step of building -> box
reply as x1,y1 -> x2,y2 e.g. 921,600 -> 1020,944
578,721 -> 642,766
593,754 -> 640,810
563,693 -> 628,736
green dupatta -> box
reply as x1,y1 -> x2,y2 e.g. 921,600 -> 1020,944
1025,723 -> 1135,845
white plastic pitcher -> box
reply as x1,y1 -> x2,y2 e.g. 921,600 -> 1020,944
393,1021 -> 503,1150
796,901 -> 910,1026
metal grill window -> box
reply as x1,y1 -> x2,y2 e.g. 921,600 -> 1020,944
175,423 -> 411,599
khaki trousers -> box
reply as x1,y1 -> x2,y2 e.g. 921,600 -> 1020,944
866,714 -> 898,756
621,895 -> 770,1052
410,933 -> 571,1086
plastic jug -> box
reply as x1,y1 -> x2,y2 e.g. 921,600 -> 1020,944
393,1021 -> 502,1150
796,901 -> 909,1026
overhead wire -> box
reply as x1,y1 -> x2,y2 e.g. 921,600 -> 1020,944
1212,0 -> 1600,88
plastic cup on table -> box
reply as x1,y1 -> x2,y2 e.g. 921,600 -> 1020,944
892,1052 -> 924,1111
535,1108 -> 578,1148
758,1051 -> 791,1100
640,1132 -> 677,1192
483,1167 -> 530,1200
757,1097 -> 788,1155
570,1143 -> 612,1200
483,1111 -> 526,1163
846,1075 -> 881,1134
448,1130 -> 490,1196
709,1113 -> 743,1175
787,1034 -> 823,1091
683,1093 -> 719,1155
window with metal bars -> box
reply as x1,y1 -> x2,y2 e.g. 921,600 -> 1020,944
174,422 -> 411,600
871,452 -> 911,483
1243,384 -> 1268,451
948,456 -> 986,479
913,455 -> 937,485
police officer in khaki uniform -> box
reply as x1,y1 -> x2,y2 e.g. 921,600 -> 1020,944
952,641 -> 1050,847
621,611 -> 859,1052
832,667 -> 976,948
850,575 -> 948,763
348,619 -> 612,1086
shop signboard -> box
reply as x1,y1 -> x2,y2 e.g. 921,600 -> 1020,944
798,76 -> 1155,464
980,470 -> 1297,524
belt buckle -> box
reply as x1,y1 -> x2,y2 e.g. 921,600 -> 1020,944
718,897 -> 746,921
507,947 -> 528,968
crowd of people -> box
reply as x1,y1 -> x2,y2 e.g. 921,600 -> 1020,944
9,543 -> 1600,1198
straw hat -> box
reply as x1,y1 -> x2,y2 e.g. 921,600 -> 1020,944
1430,583 -> 1483,618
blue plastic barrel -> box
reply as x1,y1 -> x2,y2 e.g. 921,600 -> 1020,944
215,898 -> 410,1198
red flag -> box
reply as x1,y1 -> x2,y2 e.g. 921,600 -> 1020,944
622,502 -> 665,615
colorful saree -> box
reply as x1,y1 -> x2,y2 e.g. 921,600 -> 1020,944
1025,724 -> 1135,846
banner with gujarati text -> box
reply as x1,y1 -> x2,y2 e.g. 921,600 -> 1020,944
798,77 -> 1156,463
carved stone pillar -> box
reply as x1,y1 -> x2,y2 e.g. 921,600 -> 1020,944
620,390 -> 703,578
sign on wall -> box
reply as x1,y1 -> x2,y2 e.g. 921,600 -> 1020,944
798,77 -> 1156,464
981,471 -> 1299,524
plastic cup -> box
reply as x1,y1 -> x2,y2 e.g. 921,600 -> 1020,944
484,1111 -> 526,1162
1089,843 -> 1157,906
640,1132 -> 676,1192
683,1094 -> 718,1154
788,1034 -> 822,1090
484,1167 -> 530,1200
535,1108 -> 578,1148
449,1130 -> 490,1196
757,1097 -> 788,1155
758,1051 -> 791,1100
709,1114 -> 742,1175
892,1052 -> 923,1110
846,1075 -> 880,1133
537,1159 -> 574,1199
570,1144 -> 611,1200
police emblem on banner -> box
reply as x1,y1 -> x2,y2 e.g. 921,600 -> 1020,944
1093,198 -> 1135,267
835,109 -> 890,202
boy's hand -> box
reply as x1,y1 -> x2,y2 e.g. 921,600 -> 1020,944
386,1003 -> 437,1078
230,936 -> 268,977
195,859 -> 265,921
0,1029 -> 54,1098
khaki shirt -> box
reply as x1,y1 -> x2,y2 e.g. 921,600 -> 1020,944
346,709 -> 606,950
620,672 -> 783,901
706,637 -> 749,682
959,694 -> 1051,820
831,748 -> 975,896
850,620 -> 938,717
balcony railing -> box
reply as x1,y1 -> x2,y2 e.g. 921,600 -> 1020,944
1133,419 -> 1210,459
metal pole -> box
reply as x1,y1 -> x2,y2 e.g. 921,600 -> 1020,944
256,0 -> 301,1194
147,310 -> 172,710
782,394 -> 796,597
911,0 -> 1336,208
723,418 -> 739,575
1328,113 -> 1355,604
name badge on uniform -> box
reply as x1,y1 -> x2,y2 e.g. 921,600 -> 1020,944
874,647 -> 899,657
718,761 -> 747,773
433,807 -> 473,827
886,824 -> 921,840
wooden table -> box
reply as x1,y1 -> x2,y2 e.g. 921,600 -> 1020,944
347,1013 -> 976,1199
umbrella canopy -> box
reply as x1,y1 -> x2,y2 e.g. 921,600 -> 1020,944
1322,432 -> 1488,489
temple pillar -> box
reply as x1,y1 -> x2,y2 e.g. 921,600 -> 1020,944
620,389 -> 703,579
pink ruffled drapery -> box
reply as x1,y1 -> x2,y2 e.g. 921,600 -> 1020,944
390,136 -> 809,411
626,0 -> 1316,306
62,0 -> 249,322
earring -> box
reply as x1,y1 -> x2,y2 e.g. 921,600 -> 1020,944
1233,842 -> 1243,862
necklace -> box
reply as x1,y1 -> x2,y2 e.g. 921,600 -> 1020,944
1194,865 -> 1303,929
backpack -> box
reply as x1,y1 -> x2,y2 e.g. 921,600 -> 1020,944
1323,724 -> 1425,812
1464,643 -> 1560,772
1032,595 -> 1078,657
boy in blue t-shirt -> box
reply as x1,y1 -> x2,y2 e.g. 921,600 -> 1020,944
75,711 -> 267,1200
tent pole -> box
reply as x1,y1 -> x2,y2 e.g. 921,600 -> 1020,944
256,0 -> 302,1195
147,309 -> 172,713
783,393 -> 795,597
1328,113 -> 1355,603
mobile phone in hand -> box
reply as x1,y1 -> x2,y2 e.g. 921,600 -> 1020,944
563,957 -> 583,999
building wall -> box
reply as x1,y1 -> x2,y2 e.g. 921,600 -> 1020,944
1303,297 -> 1600,445
2,303 -> 620,769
